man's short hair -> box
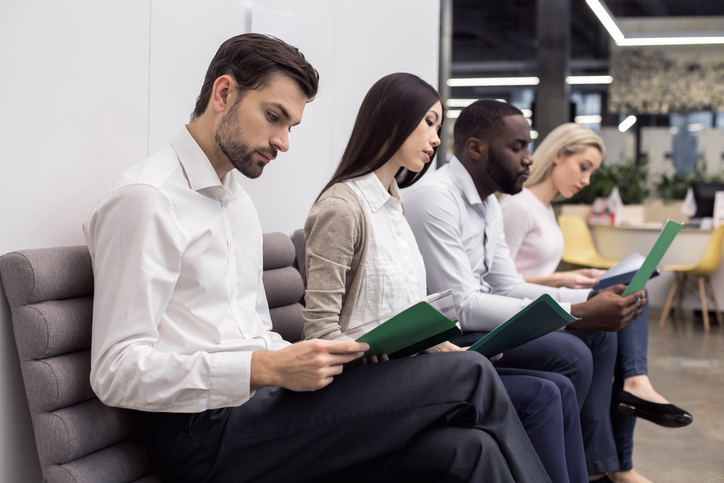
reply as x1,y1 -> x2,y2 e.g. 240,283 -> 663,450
192,33 -> 319,119
453,99 -> 523,155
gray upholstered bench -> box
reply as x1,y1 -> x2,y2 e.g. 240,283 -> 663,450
0,232 -> 306,483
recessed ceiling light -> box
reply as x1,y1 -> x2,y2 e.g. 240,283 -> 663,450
586,0 -> 724,47
567,75 -> 613,85
447,77 -> 540,87
619,115 -> 637,132
575,115 -> 603,124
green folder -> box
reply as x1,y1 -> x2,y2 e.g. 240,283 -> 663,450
352,291 -> 462,360
621,220 -> 683,297
467,294 -> 579,358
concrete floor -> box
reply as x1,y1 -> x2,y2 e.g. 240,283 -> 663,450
631,306 -> 724,483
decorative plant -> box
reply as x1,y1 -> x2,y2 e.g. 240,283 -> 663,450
655,160 -> 724,202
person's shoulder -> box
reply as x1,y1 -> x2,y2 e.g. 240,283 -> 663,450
405,168 -> 457,202
116,145 -> 182,191
500,189 -> 533,214
88,145 -> 182,216
309,183 -> 366,225
315,183 -> 363,212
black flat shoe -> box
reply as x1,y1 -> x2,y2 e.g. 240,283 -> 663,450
617,390 -> 693,428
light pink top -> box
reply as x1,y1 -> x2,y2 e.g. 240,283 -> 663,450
499,188 -> 564,277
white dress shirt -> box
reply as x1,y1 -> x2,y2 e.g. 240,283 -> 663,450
500,188 -> 565,277
344,173 -> 427,329
83,127 -> 289,413
404,156 -> 587,332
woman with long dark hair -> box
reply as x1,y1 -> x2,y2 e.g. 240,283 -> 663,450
301,73 -> 587,483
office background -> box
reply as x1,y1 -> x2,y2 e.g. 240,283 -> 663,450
0,1 -> 440,479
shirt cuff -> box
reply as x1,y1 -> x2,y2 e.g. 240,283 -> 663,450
556,287 -> 591,304
209,350 -> 254,409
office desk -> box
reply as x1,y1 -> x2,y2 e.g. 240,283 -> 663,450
590,224 -> 722,311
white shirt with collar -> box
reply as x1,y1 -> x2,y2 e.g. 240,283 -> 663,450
404,156 -> 588,332
344,173 -> 427,330
83,127 -> 289,413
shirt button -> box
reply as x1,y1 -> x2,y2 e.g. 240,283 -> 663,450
217,187 -> 224,194
408,268 -> 413,274
396,230 -> 402,236
172,405 -> 178,411
227,398 -> 234,404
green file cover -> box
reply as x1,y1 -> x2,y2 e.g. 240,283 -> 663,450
621,220 -> 683,296
467,294 -> 579,358
350,290 -> 462,360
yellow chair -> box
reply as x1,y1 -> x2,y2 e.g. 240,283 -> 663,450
659,225 -> 724,332
558,214 -> 620,269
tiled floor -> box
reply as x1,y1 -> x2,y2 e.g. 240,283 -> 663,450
631,306 -> 724,483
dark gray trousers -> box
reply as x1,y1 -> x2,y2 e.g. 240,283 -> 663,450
137,352 -> 551,483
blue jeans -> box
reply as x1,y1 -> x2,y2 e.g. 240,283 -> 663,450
611,302 -> 650,471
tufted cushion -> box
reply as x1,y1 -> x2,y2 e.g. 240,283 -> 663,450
263,232 -> 296,270
291,229 -> 306,286
269,303 -> 305,343
0,231 -> 307,482
0,247 -> 93,308
44,441 -> 155,483
12,297 -> 93,361
23,351 -> 95,413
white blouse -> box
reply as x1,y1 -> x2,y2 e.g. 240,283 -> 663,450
344,173 -> 427,329
499,188 -> 565,277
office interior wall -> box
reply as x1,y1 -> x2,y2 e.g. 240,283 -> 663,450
0,1 -> 440,479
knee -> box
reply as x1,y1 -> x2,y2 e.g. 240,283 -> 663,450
512,378 -> 562,422
593,331 -> 618,361
556,337 -> 594,382
544,372 -> 576,400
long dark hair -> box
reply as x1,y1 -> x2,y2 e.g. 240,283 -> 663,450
318,73 -> 444,197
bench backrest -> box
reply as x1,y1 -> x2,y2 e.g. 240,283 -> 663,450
0,232 -> 306,483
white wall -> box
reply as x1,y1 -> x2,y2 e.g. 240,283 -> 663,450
0,1 -> 440,479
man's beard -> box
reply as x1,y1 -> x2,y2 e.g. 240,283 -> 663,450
214,98 -> 276,180
485,145 -> 523,195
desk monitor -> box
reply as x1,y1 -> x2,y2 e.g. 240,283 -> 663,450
692,182 -> 724,218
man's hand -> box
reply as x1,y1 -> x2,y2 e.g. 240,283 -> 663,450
555,268 -> 605,289
569,284 -> 645,332
250,339 -> 367,392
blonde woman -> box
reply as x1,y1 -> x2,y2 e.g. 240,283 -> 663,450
500,123 -> 692,483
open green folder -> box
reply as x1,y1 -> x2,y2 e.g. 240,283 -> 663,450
350,290 -> 462,360
467,294 -> 579,358
621,220 -> 683,297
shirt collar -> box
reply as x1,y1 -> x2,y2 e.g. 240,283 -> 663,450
352,172 -> 400,213
448,156 -> 484,207
171,127 -> 242,199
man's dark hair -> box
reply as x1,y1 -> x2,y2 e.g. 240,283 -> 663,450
318,73 -> 444,197
192,33 -> 319,119
453,99 -> 523,156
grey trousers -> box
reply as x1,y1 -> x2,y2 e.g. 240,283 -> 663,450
138,352 -> 551,483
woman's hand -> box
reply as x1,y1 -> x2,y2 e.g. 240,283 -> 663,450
440,342 -> 466,352
555,268 -> 604,289
439,343 -> 502,362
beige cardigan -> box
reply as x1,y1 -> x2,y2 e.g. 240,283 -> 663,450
302,183 -> 369,340
301,182 -> 444,353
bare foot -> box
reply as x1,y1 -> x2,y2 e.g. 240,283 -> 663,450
623,375 -> 669,404
608,468 -> 654,483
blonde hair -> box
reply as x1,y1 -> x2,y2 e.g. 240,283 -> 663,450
526,123 -> 605,190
